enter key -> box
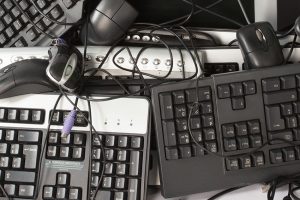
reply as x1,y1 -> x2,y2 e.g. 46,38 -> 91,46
265,106 -> 285,131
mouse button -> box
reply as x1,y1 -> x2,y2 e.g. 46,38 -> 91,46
48,56 -> 69,82
112,1 -> 138,30
95,0 -> 124,19
238,27 -> 262,53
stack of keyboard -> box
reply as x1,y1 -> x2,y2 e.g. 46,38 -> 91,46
152,63 -> 300,198
0,94 -> 151,200
0,0 -> 85,47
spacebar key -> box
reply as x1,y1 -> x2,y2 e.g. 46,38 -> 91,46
5,171 -> 35,183
263,90 -> 297,105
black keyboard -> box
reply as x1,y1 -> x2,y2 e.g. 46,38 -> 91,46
0,94 -> 151,200
151,63 -> 300,198
0,0 -> 84,47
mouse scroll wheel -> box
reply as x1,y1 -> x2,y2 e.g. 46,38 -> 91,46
65,65 -> 73,77
256,29 -> 267,43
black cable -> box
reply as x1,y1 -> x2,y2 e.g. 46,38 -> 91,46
11,0 -> 56,39
0,183 -> 10,200
34,94 -> 63,199
182,0 -> 244,27
277,26 -> 295,39
174,0 -> 195,26
237,0 -> 251,24
29,0 -> 83,26
228,39 -> 238,46
87,98 -> 93,200
207,186 -> 245,200
284,34 -> 298,64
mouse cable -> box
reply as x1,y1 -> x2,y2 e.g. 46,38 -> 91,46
0,184 -> 10,200
173,0 -> 195,26
10,0 -> 56,39
182,0 -> 244,28
29,0 -> 84,26
34,93 -> 62,199
57,87 -> 106,200
207,186 -> 245,200
237,0 -> 251,25
278,26 -> 295,39
284,34 -> 298,64
227,39 -> 238,46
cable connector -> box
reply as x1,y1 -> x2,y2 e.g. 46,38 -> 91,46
61,110 -> 77,138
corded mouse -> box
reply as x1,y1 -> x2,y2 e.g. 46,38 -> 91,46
46,43 -> 83,92
0,59 -> 58,99
237,22 -> 284,69
81,0 -> 138,45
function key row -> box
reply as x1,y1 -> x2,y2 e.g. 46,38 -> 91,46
93,134 -> 143,149
46,145 -> 85,161
226,152 -> 265,171
50,110 -> 88,127
0,108 -> 44,124
262,75 -> 299,92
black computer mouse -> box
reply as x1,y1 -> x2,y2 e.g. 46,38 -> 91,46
237,22 -> 284,69
0,59 -> 58,99
81,0 -> 138,45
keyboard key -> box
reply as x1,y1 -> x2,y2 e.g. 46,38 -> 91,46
202,115 -> 214,127
73,133 -> 85,145
269,131 -> 293,144
48,132 -> 58,144
12,157 -> 22,168
235,122 -> 248,136
0,109 -> 6,120
105,149 -> 114,160
102,177 -> 112,188
232,97 -> 245,110
226,158 -> 239,170
240,156 -> 252,168
19,110 -> 30,121
3,0 -> 13,10
224,138 -> 237,151
32,110 -> 43,122
185,89 -> 197,103
118,136 -> 128,148
0,143 -> 7,154
19,185 -> 34,197
204,128 -> 215,140
176,119 -> 188,131
201,102 -> 213,114
115,192 -> 124,200
270,149 -> 283,163
63,0 -> 76,8
286,116 -> 298,128
230,83 -> 243,96
57,173 -> 70,185
129,151 -> 140,176
265,106 -> 285,131
92,148 -> 101,160
198,87 -> 211,101
10,144 -> 19,155
281,103 -> 293,116
262,78 -> 280,92
72,147 -> 83,159
115,177 -> 126,189
191,130 -> 202,142
172,91 -> 185,104
104,163 -> 113,174
293,102 -> 300,113
3,13 -> 13,25
283,148 -> 296,162
159,93 -> 174,119
165,147 -> 178,160
51,111 -> 61,124
187,104 -> 200,116
249,135 -> 262,148
4,184 -> 16,196
205,141 -> 218,153
117,150 -> 127,161
0,157 -> 9,167
28,6 -> 38,18
131,137 -> 142,149
0,6 -> 5,17
97,191 -> 111,199
174,105 -> 187,118
19,0 -> 29,10
217,84 -> 230,99
5,27 -> 15,38
191,144 -> 205,156
190,117 -> 201,129
69,188 -> 81,200
5,130 -> 15,141
0,34 -> 7,45
27,28 -> 39,41
91,176 -> 99,187
263,89 -> 297,105
248,120 -> 261,134
105,135 -> 115,147
237,136 -> 249,149
11,7 -> 21,18
61,135 -> 71,144
43,186 -> 54,199
116,163 -> 127,175
36,0 -> 48,9
92,161 -> 100,173
50,5 -> 63,19
47,146 -> 57,157
23,145 -> 38,169
56,187 -> 66,199
18,130 -> 40,142
7,109 -> 17,121
0,21 -> 4,32
178,132 -> 190,144
243,81 -> 256,95
5,171 -> 35,183
281,75 -> 296,89
252,152 -> 265,167
128,179 -> 139,200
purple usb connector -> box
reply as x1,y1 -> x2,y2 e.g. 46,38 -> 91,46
61,110 -> 77,138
